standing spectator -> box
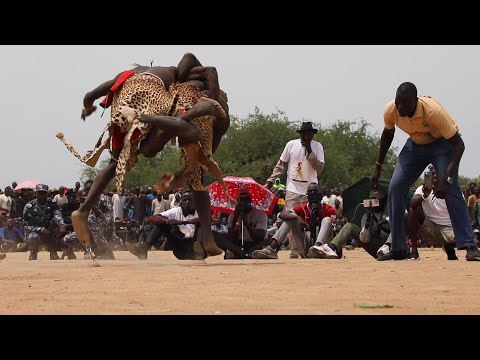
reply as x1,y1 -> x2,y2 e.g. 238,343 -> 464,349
112,188 -> 126,220
265,122 -> 325,258
371,82 -> 480,261
53,186 -> 68,206
0,186 -> 13,217
152,192 -> 171,215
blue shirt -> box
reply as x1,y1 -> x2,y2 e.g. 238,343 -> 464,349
0,226 -> 23,243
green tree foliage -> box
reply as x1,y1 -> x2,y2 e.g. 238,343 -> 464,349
315,119 -> 397,187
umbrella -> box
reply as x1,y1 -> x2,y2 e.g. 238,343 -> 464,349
208,176 -> 279,215
14,179 -> 40,191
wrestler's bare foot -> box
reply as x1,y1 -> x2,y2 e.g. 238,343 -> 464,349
193,241 -> 208,260
201,230 -> 223,256
0,253 -> 6,260
155,172 -> 177,193
182,97 -> 226,121
72,210 -> 93,247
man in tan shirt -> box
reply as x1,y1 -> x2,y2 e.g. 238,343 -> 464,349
371,81 -> 480,261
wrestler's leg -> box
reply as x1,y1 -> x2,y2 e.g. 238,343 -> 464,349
177,53 -> 203,82
212,97 -> 230,154
139,128 -> 171,158
192,190 -> 223,256
183,66 -> 220,101
72,157 -> 117,247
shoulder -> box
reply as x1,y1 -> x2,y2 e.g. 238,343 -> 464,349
418,96 -> 444,115
383,99 -> 396,118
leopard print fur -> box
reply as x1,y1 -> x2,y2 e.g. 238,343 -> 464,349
58,73 -> 177,195
156,83 -> 235,203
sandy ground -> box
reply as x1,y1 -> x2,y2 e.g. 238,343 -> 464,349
1,248 -> 479,315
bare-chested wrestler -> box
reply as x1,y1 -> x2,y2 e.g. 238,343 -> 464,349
63,54 -> 225,257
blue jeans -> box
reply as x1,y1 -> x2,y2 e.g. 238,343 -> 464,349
389,138 -> 474,252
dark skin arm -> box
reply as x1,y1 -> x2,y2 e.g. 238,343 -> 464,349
434,132 -> 464,199
371,127 -> 395,191
81,66 -> 147,120
236,212 -> 266,243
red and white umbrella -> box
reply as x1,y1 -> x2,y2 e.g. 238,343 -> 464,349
14,179 -> 40,191
208,176 -> 279,215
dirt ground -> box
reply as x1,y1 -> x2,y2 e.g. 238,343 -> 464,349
1,248 -> 479,315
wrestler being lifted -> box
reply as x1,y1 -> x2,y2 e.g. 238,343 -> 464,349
67,54 -> 225,257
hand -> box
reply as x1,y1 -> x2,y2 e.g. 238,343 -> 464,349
265,181 -> 273,189
301,140 -> 312,154
371,167 -> 381,192
433,179 -> 450,199
59,225 -> 67,236
422,185 -> 432,198
81,105 -> 97,121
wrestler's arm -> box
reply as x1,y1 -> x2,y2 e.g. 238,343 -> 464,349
81,78 -> 117,120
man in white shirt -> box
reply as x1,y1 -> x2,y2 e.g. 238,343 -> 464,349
112,188 -> 126,220
406,166 -> 459,261
152,192 -> 171,215
265,121 -> 325,257
125,190 -> 201,260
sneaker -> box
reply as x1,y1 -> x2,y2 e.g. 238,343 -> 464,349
125,242 -> 149,260
50,252 -> 60,260
308,244 -> 339,259
377,249 -> 407,261
251,245 -> 278,259
466,246 -> 480,261
289,249 -> 300,259
377,244 -> 391,257
407,247 -> 420,261
443,243 -> 458,260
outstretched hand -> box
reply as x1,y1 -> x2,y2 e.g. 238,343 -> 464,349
81,105 -> 97,121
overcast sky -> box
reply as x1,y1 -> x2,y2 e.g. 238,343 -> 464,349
1,45 -> 479,189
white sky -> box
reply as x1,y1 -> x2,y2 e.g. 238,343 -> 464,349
1,45 -> 479,189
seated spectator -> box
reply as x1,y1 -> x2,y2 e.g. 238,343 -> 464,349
252,183 -> 335,259
23,184 -> 67,260
406,166 -> 461,261
307,190 -> 391,259
0,218 -> 28,252
211,217 -> 228,235
125,189 -> 202,260
222,188 -> 269,259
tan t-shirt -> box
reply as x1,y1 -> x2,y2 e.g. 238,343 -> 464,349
384,96 -> 458,145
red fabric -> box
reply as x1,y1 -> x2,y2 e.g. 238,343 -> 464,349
292,202 -> 336,226
100,70 -> 136,109
111,126 -> 141,150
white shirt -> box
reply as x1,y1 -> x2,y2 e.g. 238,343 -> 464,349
112,193 -> 126,220
280,139 -> 324,195
152,198 -> 170,215
414,186 -> 451,226
161,207 -> 198,238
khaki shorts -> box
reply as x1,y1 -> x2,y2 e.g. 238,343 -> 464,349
419,216 -> 455,245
